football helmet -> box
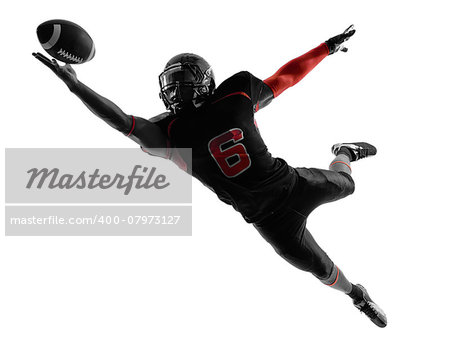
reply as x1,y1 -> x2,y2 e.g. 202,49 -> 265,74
159,53 -> 215,113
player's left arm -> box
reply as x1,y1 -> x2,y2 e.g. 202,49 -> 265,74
262,25 -> 355,100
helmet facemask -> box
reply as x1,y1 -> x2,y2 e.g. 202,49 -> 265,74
159,61 -> 215,114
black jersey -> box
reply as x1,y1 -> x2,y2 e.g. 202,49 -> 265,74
149,71 -> 296,223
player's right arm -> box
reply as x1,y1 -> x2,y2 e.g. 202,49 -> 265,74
32,52 -> 167,148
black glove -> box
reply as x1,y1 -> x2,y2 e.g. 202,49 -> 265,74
325,25 -> 356,55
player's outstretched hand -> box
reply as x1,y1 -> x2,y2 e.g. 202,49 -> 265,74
325,25 -> 356,55
32,52 -> 79,90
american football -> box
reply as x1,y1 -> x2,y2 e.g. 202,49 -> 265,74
36,19 -> 95,64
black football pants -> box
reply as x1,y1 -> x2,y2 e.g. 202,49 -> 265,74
254,168 -> 355,280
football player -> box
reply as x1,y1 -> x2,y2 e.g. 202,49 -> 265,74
33,25 -> 387,327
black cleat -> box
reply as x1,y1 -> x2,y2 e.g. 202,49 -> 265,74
352,284 -> 387,328
331,142 -> 377,162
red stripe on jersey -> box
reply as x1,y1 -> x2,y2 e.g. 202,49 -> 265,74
165,140 -> 171,159
126,116 -> 136,136
212,91 -> 251,105
167,118 -> 179,138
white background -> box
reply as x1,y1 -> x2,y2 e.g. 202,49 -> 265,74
1,0 -> 449,336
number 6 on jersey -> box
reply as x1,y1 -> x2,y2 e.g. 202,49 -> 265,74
208,128 -> 251,178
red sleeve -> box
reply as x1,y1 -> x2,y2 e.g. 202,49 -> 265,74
263,43 -> 329,97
